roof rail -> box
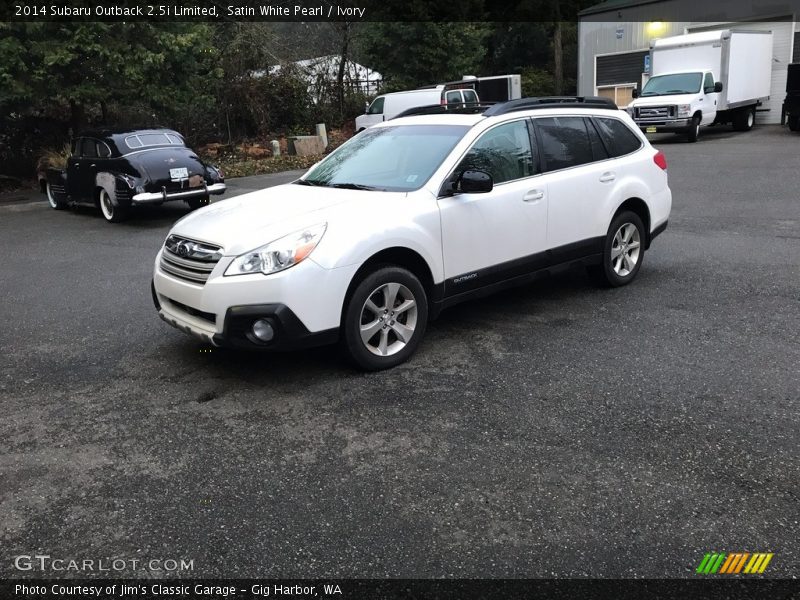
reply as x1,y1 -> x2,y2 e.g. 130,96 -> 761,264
483,96 -> 618,116
391,103 -> 494,119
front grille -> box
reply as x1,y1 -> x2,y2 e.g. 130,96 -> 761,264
164,297 -> 216,324
160,235 -> 222,285
634,105 -> 675,120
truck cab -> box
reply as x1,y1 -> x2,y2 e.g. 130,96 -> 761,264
627,70 -> 723,141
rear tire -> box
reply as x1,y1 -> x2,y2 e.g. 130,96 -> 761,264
788,115 -> 800,132
342,266 -> 428,371
733,107 -> 755,131
99,187 -> 130,223
588,211 -> 646,288
46,182 -> 67,210
686,115 -> 700,143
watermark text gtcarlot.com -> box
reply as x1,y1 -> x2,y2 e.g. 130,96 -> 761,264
13,554 -> 194,573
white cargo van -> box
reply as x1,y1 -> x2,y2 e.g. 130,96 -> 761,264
355,86 -> 479,131
627,30 -> 773,142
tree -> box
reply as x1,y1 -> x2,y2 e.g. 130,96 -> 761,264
355,23 -> 492,91
0,23 -> 219,132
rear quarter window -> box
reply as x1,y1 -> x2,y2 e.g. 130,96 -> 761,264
592,117 -> 643,157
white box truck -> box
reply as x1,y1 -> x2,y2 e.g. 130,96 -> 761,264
627,30 -> 773,142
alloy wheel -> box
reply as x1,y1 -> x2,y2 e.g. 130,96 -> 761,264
611,223 -> 641,277
359,282 -> 418,356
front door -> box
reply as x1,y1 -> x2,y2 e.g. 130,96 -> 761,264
438,119 -> 549,296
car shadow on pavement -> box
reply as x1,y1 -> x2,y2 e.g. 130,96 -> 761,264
69,203 -> 194,228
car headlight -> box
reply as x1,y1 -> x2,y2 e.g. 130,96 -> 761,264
677,104 -> 691,117
626,107 -> 635,116
224,223 -> 327,277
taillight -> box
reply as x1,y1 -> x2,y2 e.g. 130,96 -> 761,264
653,150 -> 667,170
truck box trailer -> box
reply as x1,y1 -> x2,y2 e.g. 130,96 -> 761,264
782,63 -> 800,131
626,30 -> 773,142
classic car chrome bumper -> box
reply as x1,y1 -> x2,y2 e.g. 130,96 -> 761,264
132,183 -> 226,205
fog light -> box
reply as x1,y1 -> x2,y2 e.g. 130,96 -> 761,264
251,319 -> 275,342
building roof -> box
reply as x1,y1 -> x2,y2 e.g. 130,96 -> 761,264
579,0 -> 665,17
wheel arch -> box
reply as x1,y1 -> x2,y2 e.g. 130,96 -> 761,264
613,197 -> 653,248
340,246 -> 436,327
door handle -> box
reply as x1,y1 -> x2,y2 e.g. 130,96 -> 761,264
523,189 -> 544,202
599,172 -> 616,183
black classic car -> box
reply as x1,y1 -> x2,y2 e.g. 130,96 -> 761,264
45,128 -> 225,222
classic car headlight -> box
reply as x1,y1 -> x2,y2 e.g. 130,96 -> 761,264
224,223 -> 327,277
677,104 -> 692,118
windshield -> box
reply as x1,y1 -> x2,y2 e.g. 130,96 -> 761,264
299,125 -> 468,192
641,73 -> 702,96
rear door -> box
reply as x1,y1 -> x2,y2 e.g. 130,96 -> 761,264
532,115 -> 615,253
438,119 -> 549,295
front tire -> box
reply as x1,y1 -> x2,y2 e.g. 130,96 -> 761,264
342,266 -> 428,371
46,182 -> 67,210
589,211 -> 646,288
99,187 -> 130,223
686,115 -> 700,143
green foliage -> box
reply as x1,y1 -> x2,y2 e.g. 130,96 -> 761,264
355,23 -> 492,90
0,23 -> 219,130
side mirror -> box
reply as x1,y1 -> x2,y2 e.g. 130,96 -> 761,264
714,81 -> 723,93
459,170 -> 493,194
632,88 -> 640,99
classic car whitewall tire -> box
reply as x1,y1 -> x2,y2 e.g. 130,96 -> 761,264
46,182 -> 67,210
99,188 -> 130,223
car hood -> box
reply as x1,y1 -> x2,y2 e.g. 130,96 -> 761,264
630,93 -> 697,107
169,183 -> 368,256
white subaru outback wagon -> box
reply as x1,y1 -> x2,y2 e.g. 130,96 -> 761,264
152,97 -> 671,370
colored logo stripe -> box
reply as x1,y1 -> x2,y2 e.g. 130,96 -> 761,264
697,552 -> 773,574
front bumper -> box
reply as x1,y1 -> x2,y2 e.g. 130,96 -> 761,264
133,183 -> 226,205
635,118 -> 692,133
152,251 -> 358,351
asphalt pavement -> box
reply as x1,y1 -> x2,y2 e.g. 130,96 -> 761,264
0,126 -> 798,579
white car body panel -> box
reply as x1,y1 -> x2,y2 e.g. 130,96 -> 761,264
153,104 -> 671,353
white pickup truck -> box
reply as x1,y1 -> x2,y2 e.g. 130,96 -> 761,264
627,30 -> 773,142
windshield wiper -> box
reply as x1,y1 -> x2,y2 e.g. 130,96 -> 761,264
330,182 -> 380,191
294,179 -> 325,186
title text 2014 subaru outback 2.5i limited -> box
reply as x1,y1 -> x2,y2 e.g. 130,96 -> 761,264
152,97 -> 671,370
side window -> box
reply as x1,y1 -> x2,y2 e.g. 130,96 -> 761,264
456,120 -> 536,184
703,72 -> 715,94
586,118 -> 609,161
535,116 -> 594,172
97,142 -> 111,158
80,138 -> 98,158
367,97 -> 385,115
463,90 -> 478,104
593,117 -> 643,158
445,90 -> 462,105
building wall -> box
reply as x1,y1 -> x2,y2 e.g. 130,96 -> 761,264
578,5 -> 797,123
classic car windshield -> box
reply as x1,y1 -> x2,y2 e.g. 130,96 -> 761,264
125,133 -> 184,150
300,124 -> 468,192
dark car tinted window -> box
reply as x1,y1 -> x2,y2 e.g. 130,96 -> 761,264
96,141 -> 111,158
586,118 -> 609,161
535,117 -> 594,171
457,120 -> 536,184
80,138 -> 97,158
593,117 -> 643,157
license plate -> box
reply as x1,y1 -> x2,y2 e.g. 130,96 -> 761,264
169,167 -> 189,180
646,126 -> 657,133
